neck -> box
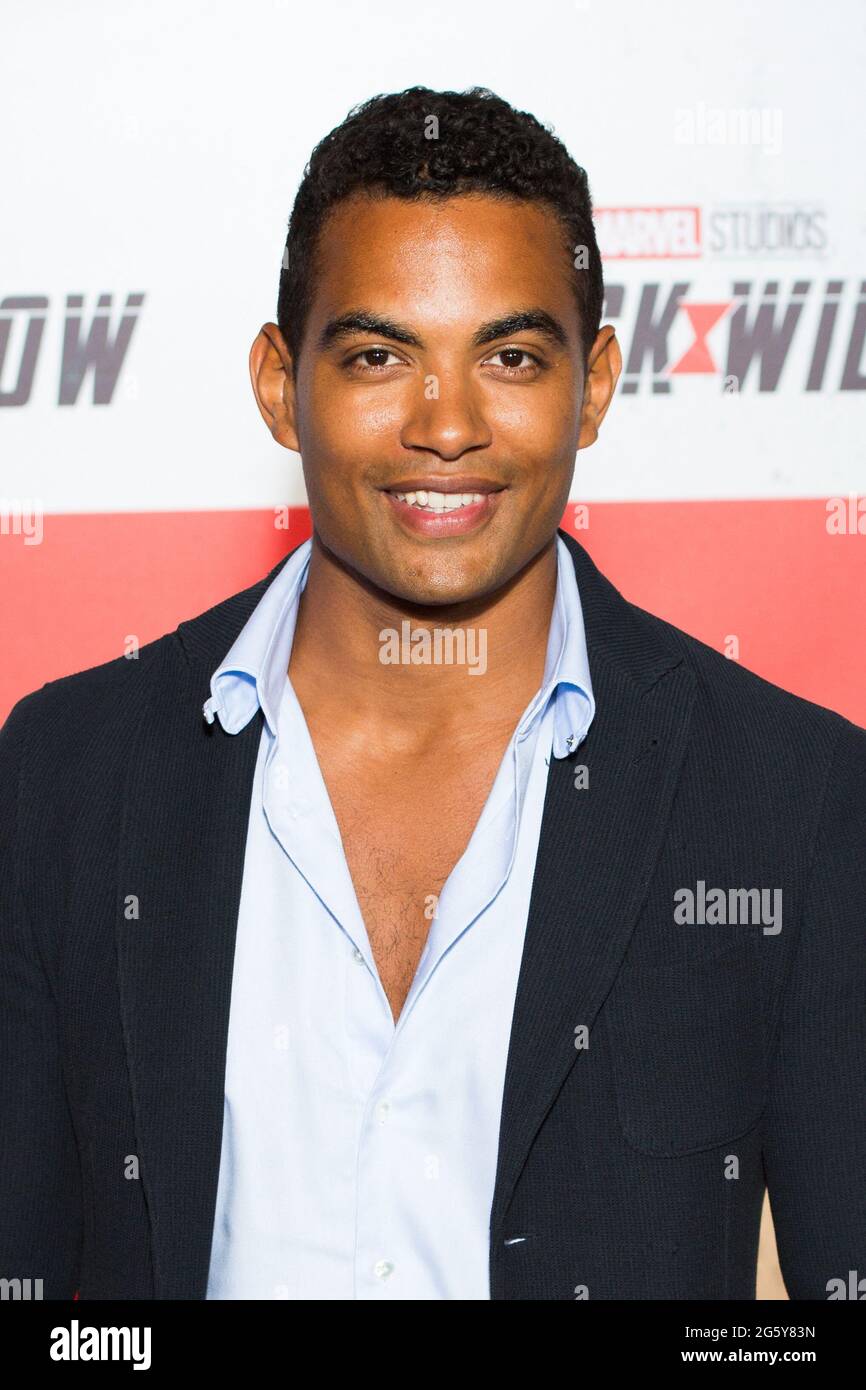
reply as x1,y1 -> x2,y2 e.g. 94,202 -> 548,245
287,533 -> 559,749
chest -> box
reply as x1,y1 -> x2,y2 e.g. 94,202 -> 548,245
314,739 -> 511,1021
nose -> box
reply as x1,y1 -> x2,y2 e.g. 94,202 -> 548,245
398,369 -> 492,461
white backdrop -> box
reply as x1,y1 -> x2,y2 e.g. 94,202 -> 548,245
3,0 -> 864,512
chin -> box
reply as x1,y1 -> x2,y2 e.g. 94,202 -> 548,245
384,560 -> 501,609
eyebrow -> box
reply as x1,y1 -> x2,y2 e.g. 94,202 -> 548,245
317,307 -> 570,353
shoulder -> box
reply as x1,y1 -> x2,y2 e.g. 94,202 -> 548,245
0,631 -> 179,790
557,522 -> 863,757
559,525 -> 865,799
624,594 -> 866,805
643,596 -> 860,736
1,554 -> 289,759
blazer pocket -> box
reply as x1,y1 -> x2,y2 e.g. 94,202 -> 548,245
603,940 -> 767,1156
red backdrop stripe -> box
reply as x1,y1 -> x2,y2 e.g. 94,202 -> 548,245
1,499 -> 863,728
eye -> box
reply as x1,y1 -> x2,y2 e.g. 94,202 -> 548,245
484,347 -> 545,375
346,347 -> 404,372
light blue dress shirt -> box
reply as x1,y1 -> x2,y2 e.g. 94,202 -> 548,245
202,534 -> 595,1300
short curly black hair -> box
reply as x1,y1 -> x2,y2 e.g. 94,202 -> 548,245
277,86 -> 603,375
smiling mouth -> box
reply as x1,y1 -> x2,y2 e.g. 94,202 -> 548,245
390,488 -> 489,513
383,476 -> 505,508
381,478 -> 506,535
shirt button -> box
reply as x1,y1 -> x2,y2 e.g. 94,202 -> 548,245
376,1100 -> 390,1122
373,1260 -> 394,1280
352,947 -> 364,963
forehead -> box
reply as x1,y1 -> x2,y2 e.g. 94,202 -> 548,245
309,191 -> 579,333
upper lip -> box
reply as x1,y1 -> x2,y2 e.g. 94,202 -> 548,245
382,476 -> 505,494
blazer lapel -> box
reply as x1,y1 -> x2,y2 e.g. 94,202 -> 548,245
116,550 -> 298,1298
489,530 -> 697,1238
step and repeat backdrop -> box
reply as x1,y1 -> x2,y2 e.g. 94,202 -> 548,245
2,0 -> 864,1299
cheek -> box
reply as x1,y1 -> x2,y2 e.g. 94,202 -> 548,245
308,369 -> 401,450
492,379 -> 580,446
297,419 -> 372,501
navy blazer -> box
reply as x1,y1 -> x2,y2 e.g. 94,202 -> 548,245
1,528 -> 864,1300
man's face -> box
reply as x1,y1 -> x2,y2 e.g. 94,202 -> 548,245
252,191 -> 620,606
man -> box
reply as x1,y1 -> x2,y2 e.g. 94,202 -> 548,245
1,86 -> 864,1302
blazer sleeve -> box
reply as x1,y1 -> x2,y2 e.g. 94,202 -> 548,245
761,717 -> 866,1299
0,691 -> 83,1298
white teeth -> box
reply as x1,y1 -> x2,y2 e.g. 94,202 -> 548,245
392,490 -> 486,513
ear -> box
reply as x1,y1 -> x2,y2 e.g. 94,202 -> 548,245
249,322 -> 300,452
577,327 -> 622,450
